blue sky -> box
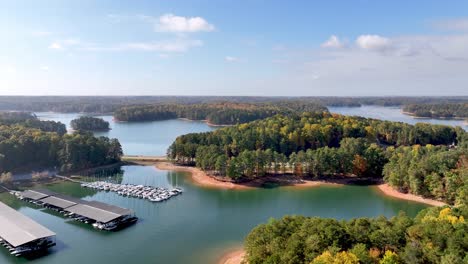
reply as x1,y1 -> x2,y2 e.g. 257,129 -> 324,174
1,0 -> 468,96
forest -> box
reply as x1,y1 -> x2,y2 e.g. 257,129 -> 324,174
1,96 -> 467,113
0,113 -> 122,173
113,101 -> 328,125
244,205 -> 467,264
71,116 -> 110,131
403,103 -> 468,119
168,113 -> 467,204
0,111 -> 66,135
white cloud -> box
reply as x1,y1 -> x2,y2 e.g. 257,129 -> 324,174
155,14 -> 215,33
49,42 -> 63,50
321,35 -> 344,48
84,39 -> 203,53
117,39 -> 203,52
40,66 -> 49,71
356,35 -> 391,51
434,18 -> 468,31
225,56 -> 240,62
47,36 -> 202,53
270,32 -> 468,95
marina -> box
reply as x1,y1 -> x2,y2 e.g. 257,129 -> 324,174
14,189 -> 138,231
80,181 -> 183,202
0,201 -> 56,257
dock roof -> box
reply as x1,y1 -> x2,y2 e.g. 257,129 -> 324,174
65,204 -> 122,223
21,189 -> 133,224
0,202 -> 55,247
39,196 -> 77,209
19,190 -> 50,201
83,201 -> 133,216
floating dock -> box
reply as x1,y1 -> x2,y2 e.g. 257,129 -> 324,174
15,190 -> 137,231
0,201 -> 56,257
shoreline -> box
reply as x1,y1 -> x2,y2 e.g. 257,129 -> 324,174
178,117 -> 233,127
154,162 -> 447,207
376,183 -> 446,206
154,161 -> 355,190
218,248 -> 245,264
401,111 -> 466,121
155,162 -> 253,190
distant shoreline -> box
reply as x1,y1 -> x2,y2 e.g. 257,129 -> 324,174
177,117 -> 233,127
401,110 -> 466,121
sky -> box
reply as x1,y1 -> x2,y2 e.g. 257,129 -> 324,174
1,0 -> 468,96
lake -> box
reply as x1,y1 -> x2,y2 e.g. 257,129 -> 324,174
36,112 -> 216,156
0,107 -> 456,263
0,165 -> 427,264
329,105 -> 467,129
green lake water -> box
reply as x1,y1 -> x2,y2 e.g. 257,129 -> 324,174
0,165 -> 427,264
0,107 -> 456,263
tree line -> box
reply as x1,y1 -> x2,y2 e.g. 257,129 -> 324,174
114,101 -> 328,125
244,205 -> 467,264
1,96 -> 466,113
0,114 -> 122,174
168,113 -> 467,203
383,145 -> 467,205
71,116 -> 110,131
0,111 -> 66,135
403,103 -> 468,119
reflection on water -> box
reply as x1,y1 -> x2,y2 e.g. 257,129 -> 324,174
0,165 -> 428,264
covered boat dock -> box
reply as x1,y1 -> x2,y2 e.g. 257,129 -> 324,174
0,201 -> 56,256
16,189 -> 137,231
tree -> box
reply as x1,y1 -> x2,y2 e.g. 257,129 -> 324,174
379,250 -> 400,264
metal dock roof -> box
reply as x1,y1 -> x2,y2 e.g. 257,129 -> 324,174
21,189 -> 134,224
39,196 -> 77,209
82,201 -> 133,216
0,202 -> 55,247
65,204 -> 122,223
19,190 -> 50,201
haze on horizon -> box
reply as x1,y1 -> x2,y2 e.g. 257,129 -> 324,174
1,0 -> 468,96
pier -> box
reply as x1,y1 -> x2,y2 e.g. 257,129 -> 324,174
0,201 -> 56,257
15,190 -> 138,231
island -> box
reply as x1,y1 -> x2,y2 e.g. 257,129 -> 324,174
113,101 -> 328,125
403,103 -> 468,119
70,116 -> 111,131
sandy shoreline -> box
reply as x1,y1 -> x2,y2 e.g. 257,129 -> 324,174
155,162 -> 253,190
218,249 -> 246,264
154,161 -> 355,190
376,183 -> 446,206
155,161 -> 448,207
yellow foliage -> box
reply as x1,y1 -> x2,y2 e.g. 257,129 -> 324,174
311,251 -> 359,264
312,251 -> 334,264
422,207 -> 465,225
379,250 -> 400,264
334,251 -> 359,264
